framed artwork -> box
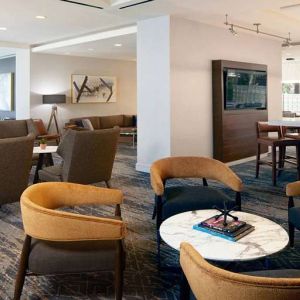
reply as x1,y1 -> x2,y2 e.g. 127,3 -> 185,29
71,74 -> 117,104
0,73 -> 14,111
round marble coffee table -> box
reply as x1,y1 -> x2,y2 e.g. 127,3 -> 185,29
159,209 -> 289,262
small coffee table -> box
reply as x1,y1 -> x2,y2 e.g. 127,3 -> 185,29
33,146 -> 58,184
120,129 -> 137,148
160,209 -> 289,262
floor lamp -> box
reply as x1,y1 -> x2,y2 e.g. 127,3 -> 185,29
43,94 -> 66,135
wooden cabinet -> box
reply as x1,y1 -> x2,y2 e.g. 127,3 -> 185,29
212,60 -> 268,162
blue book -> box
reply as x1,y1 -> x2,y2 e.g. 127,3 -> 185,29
193,224 -> 254,242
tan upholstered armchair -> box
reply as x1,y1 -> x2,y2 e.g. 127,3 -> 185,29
286,181 -> 300,247
14,182 -> 126,300
150,156 -> 243,263
180,242 -> 300,300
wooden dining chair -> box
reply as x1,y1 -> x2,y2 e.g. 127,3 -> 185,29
256,122 -> 300,185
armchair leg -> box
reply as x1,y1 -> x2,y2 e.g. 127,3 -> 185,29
255,143 -> 260,178
235,192 -> 241,211
115,240 -> 124,300
152,203 -> 157,220
105,181 -> 112,188
289,222 -> 295,247
180,271 -> 190,300
14,235 -> 31,300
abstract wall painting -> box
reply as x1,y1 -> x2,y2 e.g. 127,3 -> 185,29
0,73 -> 14,111
71,74 -> 117,104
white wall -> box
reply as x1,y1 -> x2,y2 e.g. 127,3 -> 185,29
30,53 -> 137,130
16,48 -> 31,119
0,56 -> 16,119
282,61 -> 300,82
136,16 -> 171,172
170,18 -> 282,157
136,16 -> 282,171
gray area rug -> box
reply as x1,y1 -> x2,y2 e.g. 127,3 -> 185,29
1,144 -> 300,299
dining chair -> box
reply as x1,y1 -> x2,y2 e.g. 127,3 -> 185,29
14,182 -> 126,300
180,242 -> 300,300
38,127 -> 120,187
256,121 -> 300,185
150,156 -> 243,263
286,180 -> 300,247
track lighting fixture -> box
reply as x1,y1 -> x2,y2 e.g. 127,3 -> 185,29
224,14 -> 292,47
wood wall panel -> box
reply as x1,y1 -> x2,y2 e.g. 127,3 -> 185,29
212,60 -> 268,162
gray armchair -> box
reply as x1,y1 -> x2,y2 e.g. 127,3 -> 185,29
0,134 -> 35,205
38,127 -> 120,186
0,119 -> 37,139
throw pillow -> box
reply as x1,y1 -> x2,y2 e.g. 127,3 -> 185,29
82,119 -> 94,131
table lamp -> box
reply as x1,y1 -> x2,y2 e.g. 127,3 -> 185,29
43,94 -> 66,134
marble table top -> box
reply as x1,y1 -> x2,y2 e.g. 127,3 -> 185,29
160,209 -> 289,262
268,118 -> 300,127
33,146 -> 58,154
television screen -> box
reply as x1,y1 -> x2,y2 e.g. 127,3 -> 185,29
223,68 -> 267,110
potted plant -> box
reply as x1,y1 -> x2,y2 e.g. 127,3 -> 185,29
39,138 -> 47,150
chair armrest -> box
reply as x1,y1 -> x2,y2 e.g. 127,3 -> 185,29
22,182 -> 124,208
287,181 -> 300,197
21,199 -> 126,241
150,164 -> 165,196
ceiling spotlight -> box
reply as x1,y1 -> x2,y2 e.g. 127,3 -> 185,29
0,27 -> 7,31
36,15 -> 47,19
229,25 -> 237,36
114,43 -> 122,47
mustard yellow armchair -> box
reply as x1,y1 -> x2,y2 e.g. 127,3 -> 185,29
150,156 -> 243,263
14,182 -> 126,300
180,242 -> 300,300
286,180 -> 300,247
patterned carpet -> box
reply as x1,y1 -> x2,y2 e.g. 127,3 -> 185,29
1,144 -> 300,299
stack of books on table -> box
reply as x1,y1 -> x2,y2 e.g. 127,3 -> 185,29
193,215 -> 255,242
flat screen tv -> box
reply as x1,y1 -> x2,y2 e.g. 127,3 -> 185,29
223,68 -> 267,110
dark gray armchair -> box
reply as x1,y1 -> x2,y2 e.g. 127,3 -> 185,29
0,134 -> 35,205
38,127 -> 120,186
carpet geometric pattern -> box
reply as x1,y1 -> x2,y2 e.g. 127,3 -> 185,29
1,144 -> 300,299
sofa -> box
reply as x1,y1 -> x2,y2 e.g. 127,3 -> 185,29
0,119 -> 37,139
69,114 -> 136,133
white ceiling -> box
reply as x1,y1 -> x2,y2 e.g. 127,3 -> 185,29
2,0 -> 300,59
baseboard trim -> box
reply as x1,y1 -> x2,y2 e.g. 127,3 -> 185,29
136,162 -> 151,173
227,153 -> 268,167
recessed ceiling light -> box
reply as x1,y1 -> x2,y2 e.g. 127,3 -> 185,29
36,15 -> 47,19
114,43 -> 122,47
0,27 -> 7,31
88,48 -> 94,51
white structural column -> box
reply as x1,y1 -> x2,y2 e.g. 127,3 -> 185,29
16,48 -> 31,119
136,16 -> 171,172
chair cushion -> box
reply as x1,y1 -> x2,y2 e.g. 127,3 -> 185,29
162,186 -> 235,220
243,269 -> 300,278
38,165 -> 63,182
82,119 -> 94,131
28,239 -> 119,275
289,207 -> 300,229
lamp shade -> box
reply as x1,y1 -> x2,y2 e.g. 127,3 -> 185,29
43,94 -> 66,104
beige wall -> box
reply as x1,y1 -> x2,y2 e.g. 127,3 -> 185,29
170,18 -> 282,157
30,53 -> 137,130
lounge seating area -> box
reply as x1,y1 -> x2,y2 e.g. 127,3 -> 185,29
2,1 -> 300,300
